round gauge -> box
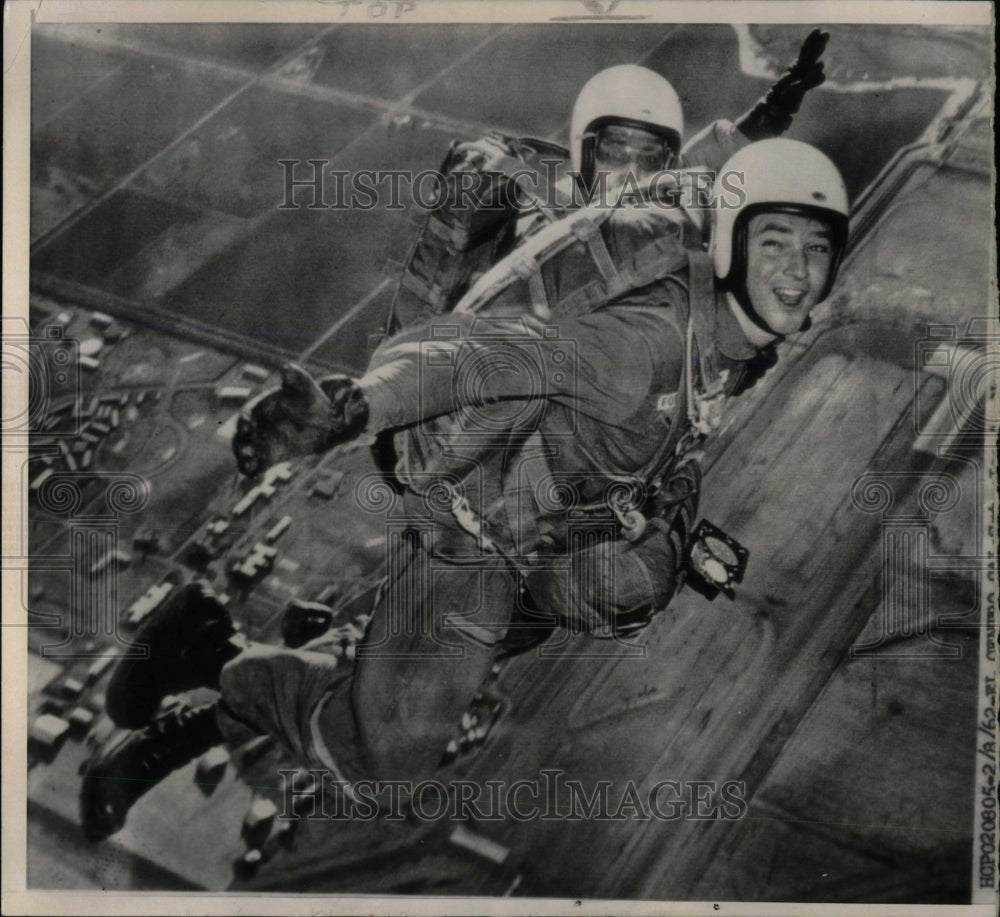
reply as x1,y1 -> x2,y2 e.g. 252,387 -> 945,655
704,536 -> 738,567
703,558 -> 729,583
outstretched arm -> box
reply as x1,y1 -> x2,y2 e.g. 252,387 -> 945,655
358,306 -> 679,432
734,29 -> 829,141
232,365 -> 369,477
232,306 -> 680,476
681,29 -> 829,173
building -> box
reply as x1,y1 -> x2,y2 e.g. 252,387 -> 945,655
29,468 -> 55,495
133,528 -> 159,554
103,323 -> 129,343
58,441 -> 78,472
67,706 -> 95,738
124,580 -> 174,626
310,470 -> 344,500
232,543 -> 278,582
85,656 -> 114,685
89,548 -> 131,578
216,385 -> 253,405
80,337 -> 103,358
232,490 -> 261,517
206,518 -> 230,538
29,714 -> 70,763
241,363 -> 270,383
265,461 -> 294,485
265,515 -> 292,543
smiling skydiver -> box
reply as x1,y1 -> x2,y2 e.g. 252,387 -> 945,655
80,138 -> 849,841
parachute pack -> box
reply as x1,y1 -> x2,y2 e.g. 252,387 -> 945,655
388,131 -> 712,325
441,165 -> 727,446
388,141 -> 729,468
384,142 -> 746,601
386,133 -> 573,332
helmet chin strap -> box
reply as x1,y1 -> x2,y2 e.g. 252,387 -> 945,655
730,287 -> 785,341
728,284 -> 813,343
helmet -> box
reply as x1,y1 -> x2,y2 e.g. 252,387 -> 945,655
712,139 -> 849,324
570,65 -> 683,192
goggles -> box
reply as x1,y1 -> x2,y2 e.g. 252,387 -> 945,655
592,124 -> 677,174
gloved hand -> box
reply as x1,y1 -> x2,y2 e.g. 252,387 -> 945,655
736,29 -> 830,140
232,363 -> 368,477
448,133 -> 520,173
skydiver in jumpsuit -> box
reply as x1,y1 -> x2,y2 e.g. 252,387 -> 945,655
388,29 -> 832,332
80,139 -> 850,840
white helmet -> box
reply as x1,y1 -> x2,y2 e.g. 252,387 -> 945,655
570,64 -> 683,191
712,138 -> 849,315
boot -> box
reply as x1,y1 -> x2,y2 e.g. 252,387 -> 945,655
496,583 -> 558,659
106,580 -> 243,729
79,701 -> 223,842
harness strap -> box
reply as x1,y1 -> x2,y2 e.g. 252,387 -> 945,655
569,217 -> 620,284
624,258 -> 723,497
456,203 -> 619,314
509,252 -> 551,318
454,275 -> 728,553
488,151 -> 574,225
687,251 -> 718,386
685,251 -> 729,435
498,429 -> 552,556
559,227 -> 689,318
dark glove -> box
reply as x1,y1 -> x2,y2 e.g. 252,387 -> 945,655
281,598 -> 335,649
449,134 -> 519,173
736,29 -> 830,141
232,364 -> 368,477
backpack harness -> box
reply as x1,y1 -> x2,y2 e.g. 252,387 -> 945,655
429,197 -> 730,557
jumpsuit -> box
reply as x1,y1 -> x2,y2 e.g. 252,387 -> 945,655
216,281 -> 769,791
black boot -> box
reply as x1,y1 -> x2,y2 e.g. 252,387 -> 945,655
495,583 -> 558,659
80,701 -> 224,842
106,580 -> 243,729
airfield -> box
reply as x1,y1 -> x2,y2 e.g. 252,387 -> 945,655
19,20 -> 995,903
